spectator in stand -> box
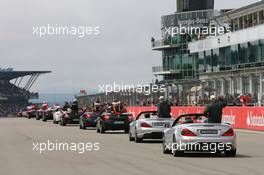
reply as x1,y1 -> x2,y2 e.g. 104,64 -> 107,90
240,94 -> 250,106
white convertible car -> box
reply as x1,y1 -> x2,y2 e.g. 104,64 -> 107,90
52,107 -> 64,124
129,111 -> 174,143
162,113 -> 237,157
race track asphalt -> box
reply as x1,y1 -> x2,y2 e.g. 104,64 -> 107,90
0,117 -> 263,175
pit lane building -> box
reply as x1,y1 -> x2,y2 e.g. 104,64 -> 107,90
152,0 -> 264,105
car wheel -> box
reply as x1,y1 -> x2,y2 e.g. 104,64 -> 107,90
129,131 -> 135,141
80,120 -> 86,130
42,115 -> 47,122
225,149 -> 236,157
36,114 -> 40,120
96,125 -> 100,133
172,136 -> 184,157
135,132 -> 143,143
61,118 -> 66,126
162,136 -> 171,154
100,124 -> 105,134
79,120 -> 83,129
124,128 -> 129,133
96,121 -> 100,133
53,119 -> 58,124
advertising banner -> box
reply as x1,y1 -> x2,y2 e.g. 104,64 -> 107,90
126,106 -> 264,131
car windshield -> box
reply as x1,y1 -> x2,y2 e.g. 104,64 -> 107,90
145,114 -> 158,119
137,112 -> 158,120
175,114 -> 208,125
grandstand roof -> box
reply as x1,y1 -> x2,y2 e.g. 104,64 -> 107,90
0,71 -> 51,80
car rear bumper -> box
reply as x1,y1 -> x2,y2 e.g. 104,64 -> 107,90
64,114 -> 80,124
137,128 -> 167,139
83,118 -> 97,127
102,121 -> 129,131
142,132 -> 163,139
65,118 -> 80,124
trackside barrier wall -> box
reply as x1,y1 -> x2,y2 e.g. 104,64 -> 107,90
125,107 -> 264,131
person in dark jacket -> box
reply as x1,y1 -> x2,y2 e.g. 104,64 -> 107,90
63,101 -> 70,111
204,96 -> 227,123
71,100 -> 78,114
157,96 -> 172,118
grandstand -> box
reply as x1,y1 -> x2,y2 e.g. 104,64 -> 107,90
0,68 -> 51,117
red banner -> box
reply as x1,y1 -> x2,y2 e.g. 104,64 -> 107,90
126,106 -> 264,131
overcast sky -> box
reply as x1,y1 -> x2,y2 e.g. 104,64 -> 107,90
0,0 -> 259,94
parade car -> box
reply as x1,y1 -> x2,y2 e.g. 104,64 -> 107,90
53,108 -> 64,124
60,108 -> 83,126
79,112 -> 100,129
96,112 -> 133,133
129,111 -> 174,143
42,107 -> 56,122
162,114 -> 237,157
23,105 -> 37,119
17,108 -> 27,117
36,103 -> 49,120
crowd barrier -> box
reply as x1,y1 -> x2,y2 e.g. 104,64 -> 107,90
125,106 -> 264,131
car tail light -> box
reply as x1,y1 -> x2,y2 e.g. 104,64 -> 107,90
222,128 -> 234,136
83,114 -> 92,118
181,128 -> 197,137
140,122 -> 152,128
102,115 -> 110,120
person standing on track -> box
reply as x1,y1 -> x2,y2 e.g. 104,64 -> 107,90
204,95 -> 227,123
157,96 -> 172,118
63,101 -> 70,111
71,100 -> 78,114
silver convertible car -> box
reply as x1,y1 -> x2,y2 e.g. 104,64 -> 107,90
129,111 -> 175,143
162,114 -> 237,157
